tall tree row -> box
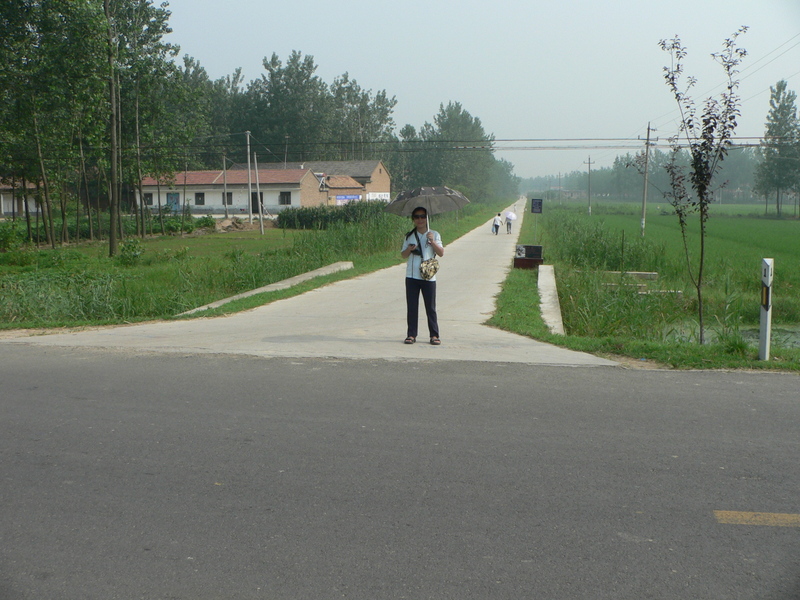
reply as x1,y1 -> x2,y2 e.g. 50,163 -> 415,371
522,147 -> 761,202
523,79 -> 800,215
754,80 -> 800,216
386,102 -> 518,201
0,0 -> 188,254
1,3 -> 520,255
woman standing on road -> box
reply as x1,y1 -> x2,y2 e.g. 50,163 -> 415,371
400,207 -> 444,345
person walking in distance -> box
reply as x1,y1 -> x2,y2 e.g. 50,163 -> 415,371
505,210 -> 516,233
492,213 -> 502,235
400,207 -> 444,345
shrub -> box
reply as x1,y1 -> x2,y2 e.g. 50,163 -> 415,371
0,221 -> 25,252
195,215 -> 216,229
118,239 -> 144,266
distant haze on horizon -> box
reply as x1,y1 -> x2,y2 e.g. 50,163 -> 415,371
164,0 -> 800,179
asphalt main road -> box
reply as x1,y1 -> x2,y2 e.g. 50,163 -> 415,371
0,347 -> 798,599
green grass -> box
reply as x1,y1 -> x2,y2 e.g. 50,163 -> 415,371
489,200 -> 800,371
6,198 -> 798,370
0,200 -> 508,328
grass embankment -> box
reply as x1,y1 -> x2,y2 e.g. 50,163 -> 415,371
0,200 -> 508,329
490,201 -> 800,371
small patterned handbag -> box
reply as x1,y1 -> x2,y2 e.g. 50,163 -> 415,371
415,231 -> 440,280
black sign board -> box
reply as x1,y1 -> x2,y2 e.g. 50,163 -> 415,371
531,198 -> 543,214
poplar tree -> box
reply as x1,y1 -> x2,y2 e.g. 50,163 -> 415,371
754,80 -> 800,216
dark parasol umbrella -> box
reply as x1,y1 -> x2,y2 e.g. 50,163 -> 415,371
384,186 -> 470,217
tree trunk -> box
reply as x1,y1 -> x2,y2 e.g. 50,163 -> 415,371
59,178 -> 69,244
697,209 -> 707,345
180,160 -> 187,236
10,177 -> 17,221
79,137 -> 95,241
105,0 -> 119,257
135,88 -> 147,239
157,180 -> 165,235
75,177 -> 81,243
23,186 -> 32,243
117,69 -> 125,242
32,110 -> 56,249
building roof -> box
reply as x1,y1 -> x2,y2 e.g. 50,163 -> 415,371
141,169 -> 310,187
322,175 -> 363,190
281,160 -> 384,179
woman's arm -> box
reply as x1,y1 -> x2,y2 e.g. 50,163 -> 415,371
427,233 -> 444,257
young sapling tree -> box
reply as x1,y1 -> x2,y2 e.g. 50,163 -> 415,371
658,27 -> 747,344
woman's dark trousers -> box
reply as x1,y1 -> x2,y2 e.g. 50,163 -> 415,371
405,277 -> 439,338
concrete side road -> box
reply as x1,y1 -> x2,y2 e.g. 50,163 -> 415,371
0,205 -> 615,367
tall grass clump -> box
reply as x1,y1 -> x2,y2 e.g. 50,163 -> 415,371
0,198 -> 506,327
2,270 -> 123,323
276,200 -> 390,229
541,208 -> 688,339
291,212 -> 406,260
544,209 -> 672,273
556,270 -> 687,339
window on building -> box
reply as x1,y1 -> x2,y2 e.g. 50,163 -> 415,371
195,192 -> 205,206
279,191 -> 291,206
223,192 -> 233,205
143,193 -> 153,206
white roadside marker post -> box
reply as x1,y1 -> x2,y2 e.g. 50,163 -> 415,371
759,258 -> 774,361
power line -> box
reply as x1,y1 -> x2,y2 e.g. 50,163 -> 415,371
650,32 -> 800,136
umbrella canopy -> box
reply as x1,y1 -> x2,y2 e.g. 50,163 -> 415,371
384,186 -> 470,217
505,211 -> 517,220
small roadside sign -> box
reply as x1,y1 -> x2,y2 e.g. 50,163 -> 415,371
531,198 -> 543,214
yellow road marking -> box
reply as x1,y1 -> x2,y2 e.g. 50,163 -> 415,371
714,511 -> 800,527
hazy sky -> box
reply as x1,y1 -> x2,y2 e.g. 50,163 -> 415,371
164,0 -> 800,179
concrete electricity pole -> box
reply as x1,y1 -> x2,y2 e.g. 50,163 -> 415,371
641,123 -> 655,237
222,153 -> 229,220
246,131 -> 253,223
584,156 -> 594,215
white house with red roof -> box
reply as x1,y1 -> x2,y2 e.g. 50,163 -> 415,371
137,163 -> 386,215
138,168 -> 323,216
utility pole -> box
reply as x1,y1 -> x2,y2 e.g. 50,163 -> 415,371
222,153 -> 229,220
245,131 -> 253,223
641,122 -> 654,237
284,134 -> 289,169
558,172 -> 561,203
584,156 -> 594,215
254,152 -> 264,235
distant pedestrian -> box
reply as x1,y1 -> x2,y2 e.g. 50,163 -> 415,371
492,213 -> 502,235
505,210 -> 516,233
401,207 -> 444,346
